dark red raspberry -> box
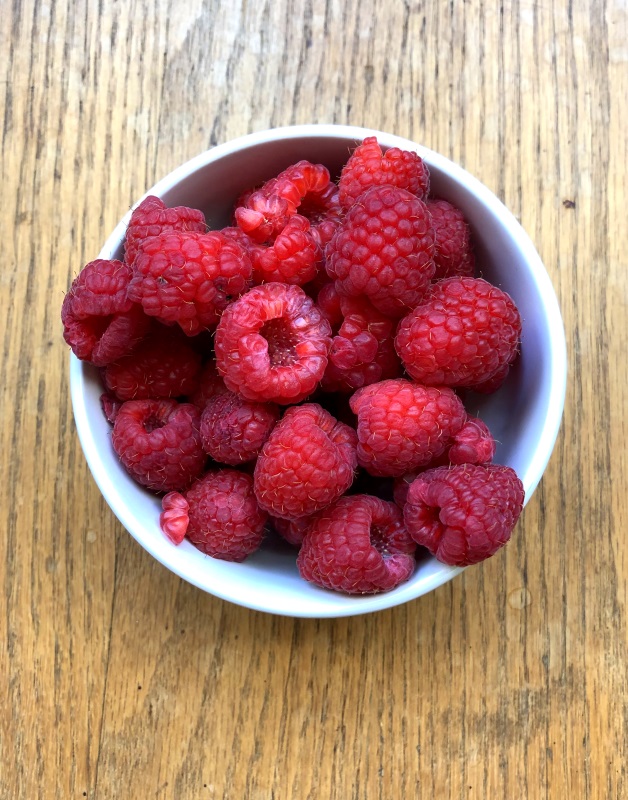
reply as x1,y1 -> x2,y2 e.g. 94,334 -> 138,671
448,416 -> 495,465
427,199 -> 475,281
112,399 -> 206,492
214,283 -> 332,404
349,379 -> 467,477
403,464 -> 525,566
235,160 -> 335,243
271,515 -> 313,548
224,216 -> 321,286
187,360 -> 230,409
297,495 -> 416,594
200,392 -> 280,465
395,277 -> 521,389
124,195 -> 206,266
325,185 -> 435,317
467,362 -> 511,394
393,471 -> 420,509
161,470 -> 267,561
128,231 -> 252,336
318,284 -> 401,392
103,326 -> 202,401
338,136 -> 430,210
61,259 -> 150,366
100,392 -> 123,424
254,403 -> 357,519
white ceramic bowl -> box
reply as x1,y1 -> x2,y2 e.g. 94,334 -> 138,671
70,124 -> 567,617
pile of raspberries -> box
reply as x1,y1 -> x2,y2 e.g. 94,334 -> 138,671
62,137 -> 525,595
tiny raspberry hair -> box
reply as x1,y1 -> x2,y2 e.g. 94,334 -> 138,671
395,277 -> 522,389
61,259 -> 150,366
124,195 -> 206,266
338,136 -> 430,210
404,464 -> 525,566
128,230 -> 252,336
160,470 -> 267,561
297,495 -> 416,594
427,199 -> 475,281
111,399 -> 206,492
325,184 -> 435,318
200,391 -> 280,465
349,379 -> 467,477
103,325 -> 202,401
254,403 -> 357,519
214,283 -> 332,404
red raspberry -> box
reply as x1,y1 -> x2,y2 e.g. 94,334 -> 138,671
103,326 -> 202,401
271,515 -> 313,548
224,216 -> 321,286
100,392 -> 123,424
427,199 -> 475,281
448,416 -> 496,465
296,495 -> 416,594
161,470 -> 267,561
254,403 -> 357,519
325,185 -> 435,317
235,160 -> 335,243
112,399 -> 206,492
214,283 -> 332,404
338,136 -> 430,210
200,392 -> 280,465
187,360 -> 230,409
395,277 -> 522,389
124,195 -> 206,266
128,231 -> 252,336
466,362 -> 511,394
393,471 -> 420,508
349,379 -> 467,477
317,284 -> 401,392
404,464 -> 525,566
61,259 -> 150,366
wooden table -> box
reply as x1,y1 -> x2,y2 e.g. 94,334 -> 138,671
2,1 -> 626,797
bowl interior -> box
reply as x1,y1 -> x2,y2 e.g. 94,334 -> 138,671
71,125 -> 566,617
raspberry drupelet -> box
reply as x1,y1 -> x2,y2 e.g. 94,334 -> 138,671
160,470 -> 267,561
111,399 -> 206,492
214,283 -> 332,404
338,136 -> 430,210
403,464 -> 525,566
325,184 -> 435,318
200,392 -> 280,465
297,495 -> 416,594
128,230 -> 252,336
395,276 -> 522,389
254,403 -> 357,519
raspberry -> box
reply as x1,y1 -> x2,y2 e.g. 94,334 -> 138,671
61,259 -> 150,366
187,360 -> 230,409
296,495 -> 416,594
161,470 -> 267,561
200,392 -> 280,465
235,160 -> 335,243
100,392 -> 123,424
103,326 -> 202,401
254,403 -> 357,519
271,515 -> 313,548
338,136 -> 430,210
325,185 -> 435,317
393,472 -> 419,508
214,283 -> 332,404
349,379 -> 467,477
403,464 -> 525,566
128,231 -> 252,336
124,195 -> 206,266
395,277 -> 522,388
112,399 -> 206,492
224,216 -> 321,286
448,416 -> 496,465
317,284 -> 401,392
427,199 -> 475,281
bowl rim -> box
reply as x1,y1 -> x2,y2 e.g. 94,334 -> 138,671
69,123 -> 567,617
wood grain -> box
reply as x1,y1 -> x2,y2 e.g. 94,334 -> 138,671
1,0 -> 626,797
